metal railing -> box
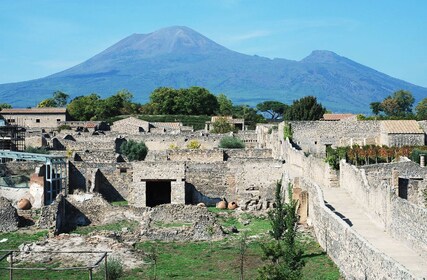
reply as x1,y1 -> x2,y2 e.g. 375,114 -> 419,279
0,250 -> 110,280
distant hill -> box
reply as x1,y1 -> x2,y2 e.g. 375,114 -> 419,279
1,26 -> 426,114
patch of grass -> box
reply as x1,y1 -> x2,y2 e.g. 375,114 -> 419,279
0,230 -> 48,251
72,220 -> 139,235
111,200 -> 128,207
130,232 -> 341,280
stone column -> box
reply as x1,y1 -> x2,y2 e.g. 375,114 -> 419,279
130,181 -> 146,207
171,180 -> 185,204
420,155 -> 425,167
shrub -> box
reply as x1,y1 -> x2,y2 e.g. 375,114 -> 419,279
99,256 -> 124,280
283,123 -> 292,140
57,124 -> 71,132
186,140 -> 201,149
410,148 -> 427,164
25,146 -> 49,154
120,140 -> 148,161
169,143 -> 179,150
219,136 -> 245,149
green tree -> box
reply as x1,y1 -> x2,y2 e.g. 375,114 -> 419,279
37,91 -> 69,108
0,103 -> 12,110
120,140 -> 148,161
380,90 -> 415,117
370,102 -> 382,116
258,181 -> 304,280
216,93 -> 233,116
148,86 -> 219,115
416,98 -> 427,120
67,93 -> 102,121
233,104 -> 266,129
256,101 -> 288,119
284,96 -> 326,121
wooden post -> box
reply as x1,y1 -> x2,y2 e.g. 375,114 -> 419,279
89,268 -> 93,280
104,253 -> 108,280
9,252 -> 13,280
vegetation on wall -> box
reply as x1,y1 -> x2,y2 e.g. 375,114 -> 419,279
283,123 -> 293,140
120,140 -> 148,161
186,139 -> 201,149
325,144 -> 424,169
219,136 -> 245,149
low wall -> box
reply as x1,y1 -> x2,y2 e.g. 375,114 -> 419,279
283,139 -> 338,188
340,160 -> 427,257
299,178 -> 415,280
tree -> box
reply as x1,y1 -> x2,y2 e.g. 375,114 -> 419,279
0,103 -> 12,110
258,181 -> 304,280
211,117 -> 235,134
37,91 -> 69,108
233,104 -> 266,129
284,96 -> 326,121
148,86 -> 219,115
416,98 -> 427,120
216,94 -> 233,116
370,102 -> 382,116
379,90 -> 414,117
67,93 -> 102,121
256,101 -> 288,119
120,140 -> 148,161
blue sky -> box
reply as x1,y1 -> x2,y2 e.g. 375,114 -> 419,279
1,0 -> 426,87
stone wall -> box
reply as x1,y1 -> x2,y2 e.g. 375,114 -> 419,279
340,160 -> 427,257
297,178 -> 415,280
68,162 -> 133,201
0,197 -> 19,232
290,121 -> 380,155
382,133 -> 425,147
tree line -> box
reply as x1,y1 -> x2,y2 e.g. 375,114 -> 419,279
3,87 -> 327,125
368,90 -> 427,120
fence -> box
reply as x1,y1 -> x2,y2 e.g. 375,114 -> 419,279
0,250 -> 110,280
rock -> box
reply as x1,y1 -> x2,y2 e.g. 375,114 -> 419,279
243,220 -> 251,226
216,200 -> 227,209
197,202 -> 206,207
229,226 -> 239,233
17,198 -> 32,210
227,201 -> 238,210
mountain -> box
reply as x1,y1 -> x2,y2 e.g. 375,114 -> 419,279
0,26 -> 426,114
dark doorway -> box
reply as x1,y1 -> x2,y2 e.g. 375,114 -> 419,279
146,180 -> 172,207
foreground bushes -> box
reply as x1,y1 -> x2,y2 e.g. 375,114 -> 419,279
219,136 -> 245,149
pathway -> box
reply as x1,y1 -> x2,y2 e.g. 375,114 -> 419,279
322,187 -> 427,278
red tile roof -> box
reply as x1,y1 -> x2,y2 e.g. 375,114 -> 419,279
1,108 -> 67,114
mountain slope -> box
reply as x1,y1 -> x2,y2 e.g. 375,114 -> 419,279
0,26 -> 425,113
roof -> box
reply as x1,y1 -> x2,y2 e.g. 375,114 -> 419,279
210,116 -> 244,124
381,120 -> 424,134
322,113 -> 357,121
1,108 -> 67,114
151,122 -> 182,129
113,117 -> 149,126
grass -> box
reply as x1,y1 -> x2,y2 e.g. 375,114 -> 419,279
0,212 -> 341,280
111,200 -> 129,207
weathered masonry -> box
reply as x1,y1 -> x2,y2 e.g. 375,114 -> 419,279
0,108 -> 68,128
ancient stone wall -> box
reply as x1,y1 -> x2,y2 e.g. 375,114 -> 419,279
290,121 -> 380,155
68,162 -> 133,201
297,178 -> 415,280
340,160 -> 427,257
383,133 -> 425,147
0,197 -> 19,232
